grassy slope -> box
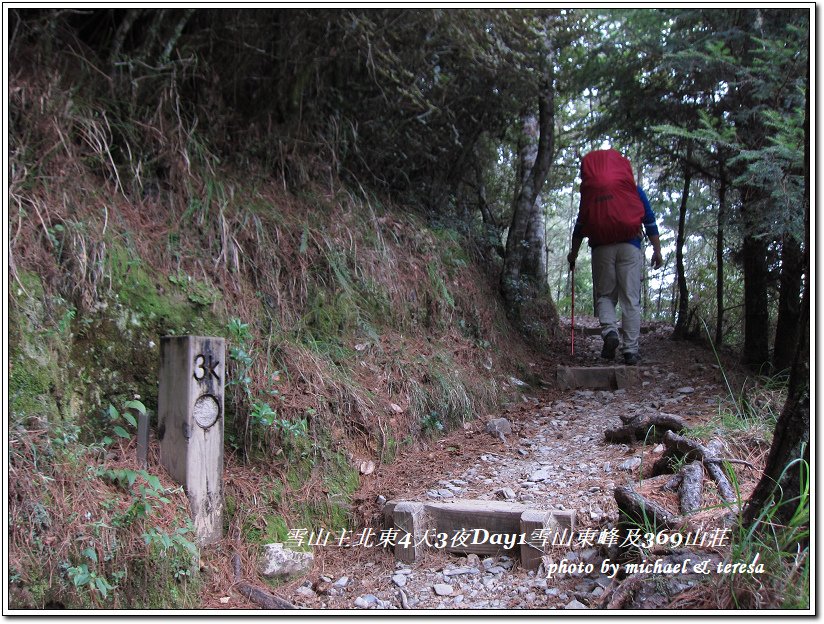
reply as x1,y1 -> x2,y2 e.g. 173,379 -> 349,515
7,55 -> 541,609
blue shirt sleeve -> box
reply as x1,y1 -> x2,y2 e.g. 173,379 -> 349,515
572,214 -> 583,238
637,186 -> 659,238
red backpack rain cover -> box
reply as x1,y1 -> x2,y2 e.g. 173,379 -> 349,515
578,149 -> 645,246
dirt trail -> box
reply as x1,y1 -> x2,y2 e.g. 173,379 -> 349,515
242,321 -> 758,610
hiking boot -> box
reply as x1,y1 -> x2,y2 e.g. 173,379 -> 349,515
624,352 -> 640,366
601,331 -> 620,360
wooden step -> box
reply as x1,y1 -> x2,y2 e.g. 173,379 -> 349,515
556,365 -> 639,390
383,499 -> 575,571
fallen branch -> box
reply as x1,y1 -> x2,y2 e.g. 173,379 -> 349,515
236,582 -> 298,610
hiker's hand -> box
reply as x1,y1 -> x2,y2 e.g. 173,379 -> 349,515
567,252 -> 577,268
651,250 -> 663,270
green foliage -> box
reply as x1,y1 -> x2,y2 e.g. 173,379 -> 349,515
225,317 -> 302,458
725,454 -> 809,608
101,399 -> 145,446
67,553 -> 116,601
420,411 -> 445,437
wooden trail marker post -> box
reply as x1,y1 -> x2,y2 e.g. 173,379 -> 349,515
158,336 -> 225,545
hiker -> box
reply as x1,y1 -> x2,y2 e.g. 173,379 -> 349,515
566,148 -> 663,365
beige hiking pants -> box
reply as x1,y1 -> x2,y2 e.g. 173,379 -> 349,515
591,243 -> 643,355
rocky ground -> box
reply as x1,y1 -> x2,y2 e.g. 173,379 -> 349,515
222,321 -> 763,611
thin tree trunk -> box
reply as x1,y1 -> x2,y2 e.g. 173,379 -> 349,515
672,162 -> 692,339
109,8 -> 142,67
670,277 -> 678,325
657,278 -> 663,317
715,170 -> 726,347
744,75 -> 810,528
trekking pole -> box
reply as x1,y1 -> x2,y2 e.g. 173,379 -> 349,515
571,264 -> 575,356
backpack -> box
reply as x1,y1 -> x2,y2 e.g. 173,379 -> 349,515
578,149 -> 645,246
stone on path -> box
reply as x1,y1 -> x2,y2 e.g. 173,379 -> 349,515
529,468 -> 552,482
485,418 -> 512,442
354,594 -> 380,608
619,457 -> 642,471
495,487 -> 517,500
443,567 -> 480,577
565,599 -> 588,609
295,585 -> 315,599
433,584 -> 454,596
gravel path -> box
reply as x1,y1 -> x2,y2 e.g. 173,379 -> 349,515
276,325 -> 734,610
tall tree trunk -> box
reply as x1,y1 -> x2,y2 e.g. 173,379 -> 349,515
743,78 -> 809,528
501,54 -> 556,324
714,169 -> 726,347
772,231 -> 804,374
741,187 -> 772,373
515,113 -> 548,282
672,162 -> 692,339
521,193 -> 547,283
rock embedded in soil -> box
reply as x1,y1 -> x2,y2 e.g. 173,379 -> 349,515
444,567 -> 479,577
495,487 -> 517,500
619,457 -> 642,471
433,584 -> 454,596
485,418 -> 512,442
258,543 -> 314,578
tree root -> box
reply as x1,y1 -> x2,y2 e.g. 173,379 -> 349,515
605,413 -> 688,444
678,461 -> 704,514
614,485 -> 681,531
598,551 -> 724,609
662,431 -> 739,505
